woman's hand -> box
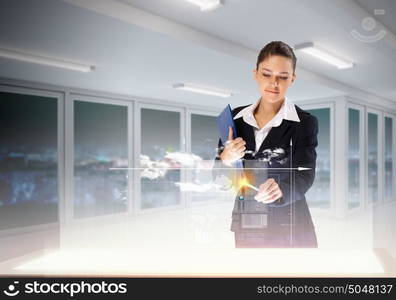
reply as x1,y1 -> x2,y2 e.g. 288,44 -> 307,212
254,178 -> 283,203
219,126 -> 246,166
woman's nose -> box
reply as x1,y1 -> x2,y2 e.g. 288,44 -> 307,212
270,78 -> 279,87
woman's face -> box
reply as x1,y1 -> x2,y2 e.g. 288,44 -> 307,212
253,55 -> 296,104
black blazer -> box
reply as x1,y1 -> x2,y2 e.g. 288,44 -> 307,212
215,104 -> 318,234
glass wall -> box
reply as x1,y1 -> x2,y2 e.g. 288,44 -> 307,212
304,108 -> 331,209
367,112 -> 379,203
191,114 -> 218,160
2,81 -> 396,230
140,108 -> 181,209
348,108 -> 361,209
74,100 -> 128,218
0,91 -> 58,229
384,116 -> 393,202
189,113 -> 218,202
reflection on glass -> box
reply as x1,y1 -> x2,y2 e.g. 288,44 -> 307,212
348,108 -> 360,209
191,114 -> 218,160
384,117 -> 393,202
190,114 -> 218,202
305,108 -> 331,208
141,108 -> 180,209
74,101 -> 128,218
367,113 -> 378,203
0,91 -> 58,229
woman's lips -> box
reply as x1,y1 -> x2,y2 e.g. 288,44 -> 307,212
265,90 -> 279,94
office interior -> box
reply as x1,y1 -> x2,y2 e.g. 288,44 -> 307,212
0,0 -> 395,277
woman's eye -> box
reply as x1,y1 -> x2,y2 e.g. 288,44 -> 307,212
262,73 -> 288,80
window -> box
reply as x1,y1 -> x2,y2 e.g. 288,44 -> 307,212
73,100 -> 128,218
140,108 -> 181,209
0,90 -> 58,229
304,107 -> 331,209
367,112 -> 379,203
348,108 -> 361,209
384,116 -> 393,202
189,113 -> 218,203
191,114 -> 218,160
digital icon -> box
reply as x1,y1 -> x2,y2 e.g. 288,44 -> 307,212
3,281 -> 20,297
351,9 -> 386,43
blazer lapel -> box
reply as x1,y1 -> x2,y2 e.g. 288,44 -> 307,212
256,120 -> 292,153
235,118 -> 255,152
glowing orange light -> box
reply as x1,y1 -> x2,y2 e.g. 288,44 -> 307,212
239,177 -> 249,189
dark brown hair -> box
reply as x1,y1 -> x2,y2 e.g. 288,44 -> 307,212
256,41 -> 296,73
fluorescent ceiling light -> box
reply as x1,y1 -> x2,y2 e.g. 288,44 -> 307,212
185,0 -> 224,11
0,48 -> 94,72
173,83 -> 233,98
294,42 -> 354,69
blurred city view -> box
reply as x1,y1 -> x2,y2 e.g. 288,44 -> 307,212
1,91 -> 391,231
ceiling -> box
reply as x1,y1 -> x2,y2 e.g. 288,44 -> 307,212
0,0 -> 395,109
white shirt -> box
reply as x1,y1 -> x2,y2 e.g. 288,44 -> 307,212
233,97 -> 300,152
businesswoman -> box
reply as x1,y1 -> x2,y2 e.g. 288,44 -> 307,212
216,41 -> 318,248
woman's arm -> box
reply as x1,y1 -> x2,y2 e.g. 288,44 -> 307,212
212,127 -> 246,179
268,114 -> 318,207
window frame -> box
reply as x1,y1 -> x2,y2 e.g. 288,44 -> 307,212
346,103 -> 365,212
186,109 -> 219,207
365,107 -> 383,207
65,93 -> 133,225
298,102 -> 335,216
383,112 -> 395,203
0,84 -> 64,237
135,102 -> 186,214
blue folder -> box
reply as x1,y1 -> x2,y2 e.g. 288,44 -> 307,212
216,104 -> 244,170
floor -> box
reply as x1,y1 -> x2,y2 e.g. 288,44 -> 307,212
1,199 -> 395,277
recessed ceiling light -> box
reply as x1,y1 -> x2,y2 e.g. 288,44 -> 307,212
294,42 -> 354,69
184,0 -> 224,12
173,83 -> 233,97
